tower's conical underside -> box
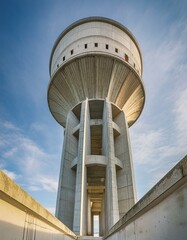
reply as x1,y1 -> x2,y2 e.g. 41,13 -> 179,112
47,17 -> 145,236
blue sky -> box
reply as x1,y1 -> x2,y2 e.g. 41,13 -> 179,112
0,0 -> 187,215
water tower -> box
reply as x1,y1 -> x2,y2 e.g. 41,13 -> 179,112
47,17 -> 145,236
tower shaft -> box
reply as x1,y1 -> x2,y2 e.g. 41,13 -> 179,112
55,98 -> 136,235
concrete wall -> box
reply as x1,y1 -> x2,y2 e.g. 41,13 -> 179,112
56,110 -> 78,229
104,156 -> 187,240
0,170 -> 77,240
73,99 -> 90,235
102,99 -> 120,232
50,20 -> 142,77
114,111 -> 136,218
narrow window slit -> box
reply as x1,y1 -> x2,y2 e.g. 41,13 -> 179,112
125,54 -> 129,62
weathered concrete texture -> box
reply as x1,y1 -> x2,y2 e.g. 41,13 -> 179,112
103,99 -> 119,231
73,99 -> 90,235
104,156 -> 187,240
114,110 -> 137,216
0,170 -> 77,240
49,17 -> 143,237
56,110 -> 78,230
48,17 -> 145,128
55,99 -> 136,236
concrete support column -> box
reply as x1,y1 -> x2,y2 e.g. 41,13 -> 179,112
55,111 -> 78,230
103,98 -> 119,231
91,213 -> 94,236
73,99 -> 90,235
99,213 -> 102,236
100,192 -> 105,236
87,195 -> 92,235
114,110 -> 137,218
123,111 -> 137,203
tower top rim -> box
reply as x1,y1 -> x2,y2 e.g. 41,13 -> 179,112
49,16 -> 143,74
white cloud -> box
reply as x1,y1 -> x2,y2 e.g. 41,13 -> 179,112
3,147 -> 18,158
17,137 -> 46,173
37,176 -> 58,192
0,120 -> 60,194
130,16 -> 187,189
28,176 -> 58,193
28,186 -> 41,191
131,127 -> 164,166
2,121 -> 20,131
30,122 -> 46,132
0,136 -> 8,147
27,175 -> 58,194
147,40 -> 183,81
142,17 -> 187,106
130,86 -> 187,198
2,169 -> 20,181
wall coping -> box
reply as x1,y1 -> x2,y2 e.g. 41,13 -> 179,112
0,170 -> 77,239
105,155 -> 187,238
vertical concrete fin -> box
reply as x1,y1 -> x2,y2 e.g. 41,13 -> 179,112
114,110 -> 136,218
55,111 -> 78,230
103,99 -> 119,232
73,99 -> 90,235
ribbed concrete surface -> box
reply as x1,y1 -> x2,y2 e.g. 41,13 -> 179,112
48,54 -> 145,127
